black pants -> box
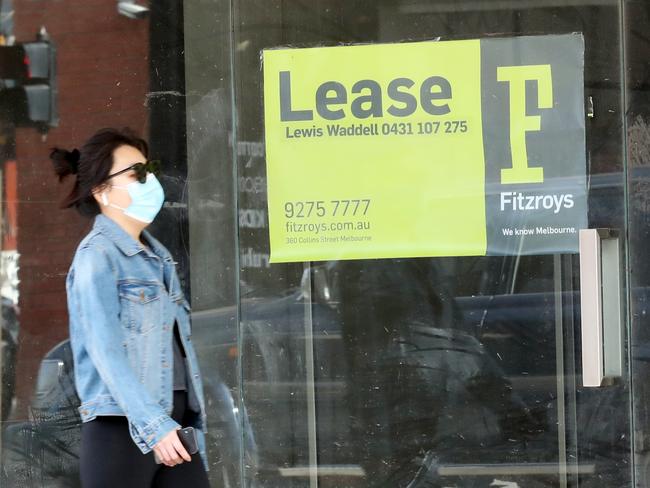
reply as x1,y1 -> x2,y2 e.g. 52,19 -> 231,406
80,390 -> 210,488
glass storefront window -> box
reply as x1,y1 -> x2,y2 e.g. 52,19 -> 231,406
230,2 -> 633,487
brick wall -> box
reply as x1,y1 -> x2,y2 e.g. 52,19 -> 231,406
11,0 -> 149,418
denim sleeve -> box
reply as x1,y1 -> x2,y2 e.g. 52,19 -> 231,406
69,245 -> 180,451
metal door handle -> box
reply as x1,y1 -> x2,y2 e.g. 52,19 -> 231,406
579,228 -> 623,387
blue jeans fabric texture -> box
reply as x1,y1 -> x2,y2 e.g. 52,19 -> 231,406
66,214 -> 208,471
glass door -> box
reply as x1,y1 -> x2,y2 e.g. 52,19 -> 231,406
228,1 -> 634,486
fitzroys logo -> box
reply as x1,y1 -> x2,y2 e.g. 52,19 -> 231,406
497,65 -> 553,185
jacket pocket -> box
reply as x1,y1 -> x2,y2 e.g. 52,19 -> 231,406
118,281 -> 162,334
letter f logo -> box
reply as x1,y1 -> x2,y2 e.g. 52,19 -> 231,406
497,65 -> 553,184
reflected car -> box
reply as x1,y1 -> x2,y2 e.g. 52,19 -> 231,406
191,262 -> 633,488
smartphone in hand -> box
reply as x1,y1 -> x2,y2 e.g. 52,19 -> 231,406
154,427 -> 198,464
177,427 -> 198,454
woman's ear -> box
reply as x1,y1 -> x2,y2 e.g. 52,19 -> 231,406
91,184 -> 109,206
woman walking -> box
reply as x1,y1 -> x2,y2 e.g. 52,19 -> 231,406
51,127 -> 210,487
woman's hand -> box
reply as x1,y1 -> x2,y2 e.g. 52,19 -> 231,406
152,428 -> 192,467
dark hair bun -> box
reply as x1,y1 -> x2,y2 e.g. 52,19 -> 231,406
50,147 -> 80,180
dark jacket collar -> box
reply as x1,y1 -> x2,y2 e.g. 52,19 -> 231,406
93,214 -> 171,261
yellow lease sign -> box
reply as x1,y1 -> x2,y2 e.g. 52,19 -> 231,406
262,35 -> 586,262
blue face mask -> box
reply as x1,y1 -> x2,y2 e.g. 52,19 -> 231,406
101,173 -> 165,223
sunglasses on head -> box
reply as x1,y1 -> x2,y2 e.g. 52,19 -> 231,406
106,159 -> 161,184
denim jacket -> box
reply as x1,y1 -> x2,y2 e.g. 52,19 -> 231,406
66,214 -> 208,471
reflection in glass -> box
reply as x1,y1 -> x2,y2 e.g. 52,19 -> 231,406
234,1 -> 632,487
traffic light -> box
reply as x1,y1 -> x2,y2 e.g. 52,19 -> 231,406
0,39 -> 58,131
